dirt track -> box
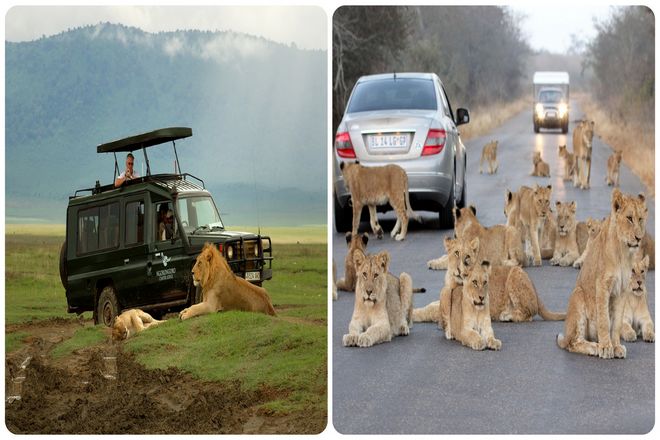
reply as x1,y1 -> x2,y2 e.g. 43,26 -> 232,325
5,319 -> 325,434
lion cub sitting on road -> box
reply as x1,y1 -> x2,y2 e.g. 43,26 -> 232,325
340,161 -> 419,241
343,250 -> 413,348
112,309 -> 164,341
447,260 -> 502,351
179,243 -> 276,320
531,151 -> 550,177
479,140 -> 498,174
606,151 -> 623,187
573,217 -> 603,269
622,254 -> 654,343
558,144 -> 576,182
505,187 -> 555,260
557,189 -> 648,358
550,201 -> 581,267
513,184 -> 553,266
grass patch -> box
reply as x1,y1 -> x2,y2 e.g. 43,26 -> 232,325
232,225 -> 327,244
5,331 -> 30,353
4,224 -> 66,236
50,326 -> 108,359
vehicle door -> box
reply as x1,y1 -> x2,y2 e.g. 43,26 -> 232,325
438,81 -> 463,190
120,197 -> 148,308
142,200 -> 189,306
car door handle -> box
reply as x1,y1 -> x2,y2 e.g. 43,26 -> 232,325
124,258 -> 130,265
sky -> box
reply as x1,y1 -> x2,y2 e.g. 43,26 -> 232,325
510,3 -> 616,53
4,5 -> 327,50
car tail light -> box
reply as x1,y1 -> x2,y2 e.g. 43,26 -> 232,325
422,129 -> 446,155
335,132 -> 356,158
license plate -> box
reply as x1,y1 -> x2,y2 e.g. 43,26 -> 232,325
547,111 -> 557,118
245,271 -> 260,281
368,134 -> 409,149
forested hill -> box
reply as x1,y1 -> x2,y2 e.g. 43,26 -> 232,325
5,23 -> 327,225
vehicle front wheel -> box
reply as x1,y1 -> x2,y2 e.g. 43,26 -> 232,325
561,120 -> 569,134
334,193 -> 352,233
96,286 -> 120,327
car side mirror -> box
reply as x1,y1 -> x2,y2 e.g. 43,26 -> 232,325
456,108 -> 470,126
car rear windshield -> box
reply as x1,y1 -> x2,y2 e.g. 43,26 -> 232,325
347,78 -> 437,113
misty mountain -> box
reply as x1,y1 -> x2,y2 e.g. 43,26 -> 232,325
5,23 -> 327,225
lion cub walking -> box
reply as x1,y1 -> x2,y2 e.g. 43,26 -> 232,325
343,250 -> 413,348
558,144 -> 576,182
557,189 -> 648,358
606,151 -> 623,187
340,162 -> 419,241
112,309 -> 164,341
479,140 -> 498,174
622,254 -> 654,343
531,151 -> 550,177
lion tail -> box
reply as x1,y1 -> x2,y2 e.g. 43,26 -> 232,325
537,296 -> 566,321
265,300 -> 277,316
404,187 -> 420,223
399,272 -> 414,326
413,287 -> 426,293
412,301 -> 439,323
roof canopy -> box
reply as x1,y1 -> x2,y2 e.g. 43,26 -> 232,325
97,127 -> 192,154
533,71 -> 569,85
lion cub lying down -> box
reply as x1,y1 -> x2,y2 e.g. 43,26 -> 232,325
343,250 -> 413,348
179,243 -> 276,320
112,309 -> 164,341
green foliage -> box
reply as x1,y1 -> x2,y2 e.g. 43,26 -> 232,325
5,331 -> 30,353
50,326 -> 108,359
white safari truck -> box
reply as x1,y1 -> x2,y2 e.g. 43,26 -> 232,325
533,71 -> 569,133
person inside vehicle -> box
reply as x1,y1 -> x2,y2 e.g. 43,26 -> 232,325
157,203 -> 174,241
114,153 -> 140,187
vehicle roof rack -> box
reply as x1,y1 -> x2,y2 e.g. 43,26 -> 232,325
97,127 -> 192,153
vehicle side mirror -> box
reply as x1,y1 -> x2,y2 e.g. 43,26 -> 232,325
456,108 -> 470,126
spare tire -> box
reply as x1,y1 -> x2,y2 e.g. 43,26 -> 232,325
59,241 -> 67,289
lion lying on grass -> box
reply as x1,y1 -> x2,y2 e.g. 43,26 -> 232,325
179,243 -> 276,320
112,309 -> 164,341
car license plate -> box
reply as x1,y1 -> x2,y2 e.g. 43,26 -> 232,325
547,111 -> 557,118
368,134 -> 409,149
245,271 -> 260,281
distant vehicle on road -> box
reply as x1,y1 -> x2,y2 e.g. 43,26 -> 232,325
533,71 -> 570,134
333,72 -> 470,230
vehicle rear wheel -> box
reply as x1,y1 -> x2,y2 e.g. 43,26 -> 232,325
457,157 -> 467,209
438,171 -> 456,229
96,286 -> 120,327
59,241 -> 67,289
193,285 -> 203,305
334,192 -> 352,233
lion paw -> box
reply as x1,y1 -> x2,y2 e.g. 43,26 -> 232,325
488,338 -> 502,351
394,233 -> 405,241
598,341 -> 614,359
613,344 -> 627,359
572,260 -> 582,269
357,333 -> 374,347
179,308 -> 192,320
499,312 -> 512,322
550,257 -> 559,266
399,324 -> 410,336
469,339 -> 486,351
342,333 -> 358,347
533,258 -> 542,267
643,330 -> 655,343
622,328 -> 637,342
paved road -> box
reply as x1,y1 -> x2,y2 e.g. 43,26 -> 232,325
332,101 -> 655,434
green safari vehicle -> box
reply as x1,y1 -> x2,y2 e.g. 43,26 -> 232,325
60,127 -> 273,326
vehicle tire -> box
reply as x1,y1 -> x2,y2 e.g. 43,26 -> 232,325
334,192 -> 352,233
457,157 -> 467,209
193,285 -> 203,305
438,169 -> 456,229
534,120 -> 540,133
59,241 -> 67,289
96,286 -> 120,327
561,120 -> 569,134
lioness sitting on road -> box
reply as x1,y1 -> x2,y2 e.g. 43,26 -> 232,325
621,254 -> 654,343
557,189 -> 648,358
447,260 -> 502,351
458,237 -> 565,322
340,161 -> 419,241
342,250 -> 413,348
558,144 -> 576,182
606,150 -> 623,187
479,140 -> 498,174
531,151 -> 550,177
573,120 -> 595,189
112,309 -> 164,341
179,243 -> 276,320
550,201 -> 581,267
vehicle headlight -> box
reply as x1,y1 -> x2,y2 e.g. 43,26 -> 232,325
254,243 -> 259,257
535,103 -> 544,116
227,245 -> 234,259
558,103 -> 568,117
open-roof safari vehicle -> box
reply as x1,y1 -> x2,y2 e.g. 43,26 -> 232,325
60,127 -> 273,326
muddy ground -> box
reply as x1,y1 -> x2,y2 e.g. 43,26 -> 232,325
5,319 -> 325,434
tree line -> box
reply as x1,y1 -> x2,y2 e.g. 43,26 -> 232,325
332,6 -> 530,132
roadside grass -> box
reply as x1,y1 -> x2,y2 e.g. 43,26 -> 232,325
575,92 -> 654,198
5,231 -> 327,415
459,96 -> 530,141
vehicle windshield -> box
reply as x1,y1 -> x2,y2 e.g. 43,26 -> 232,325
538,89 -> 564,103
347,78 -> 437,113
176,195 -> 224,233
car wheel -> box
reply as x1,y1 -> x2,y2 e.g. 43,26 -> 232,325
457,157 -> 467,209
534,121 -> 540,133
96,286 -> 120,327
438,170 -> 456,229
59,241 -> 67,289
193,285 -> 203,305
561,120 -> 568,134
334,192 -> 352,233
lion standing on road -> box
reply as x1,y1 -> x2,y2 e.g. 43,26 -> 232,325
573,120 -> 595,189
557,189 -> 648,358
342,250 -> 413,348
479,140 -> 498,174
179,243 -> 276,320
340,162 -> 419,241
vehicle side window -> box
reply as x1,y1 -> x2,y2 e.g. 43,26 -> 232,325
155,202 -> 176,241
125,201 -> 145,246
77,202 -> 119,255
440,85 -> 456,122
436,81 -> 451,118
